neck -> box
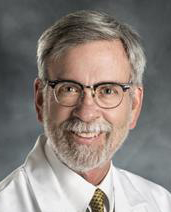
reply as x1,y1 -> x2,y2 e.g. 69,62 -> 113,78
78,161 -> 111,186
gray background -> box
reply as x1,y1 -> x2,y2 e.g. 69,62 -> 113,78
0,0 -> 171,191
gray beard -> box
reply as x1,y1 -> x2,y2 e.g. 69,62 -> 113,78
43,112 -> 130,172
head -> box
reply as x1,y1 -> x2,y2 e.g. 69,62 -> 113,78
34,10 -> 146,172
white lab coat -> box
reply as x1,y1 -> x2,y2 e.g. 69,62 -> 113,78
0,135 -> 171,212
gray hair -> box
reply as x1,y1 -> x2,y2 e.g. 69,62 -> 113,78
37,10 -> 146,85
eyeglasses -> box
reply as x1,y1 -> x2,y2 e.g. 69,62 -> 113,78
46,79 -> 132,109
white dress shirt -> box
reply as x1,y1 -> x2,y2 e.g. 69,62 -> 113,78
45,139 -> 115,212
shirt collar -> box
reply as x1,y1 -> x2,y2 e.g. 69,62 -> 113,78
45,139 -> 114,212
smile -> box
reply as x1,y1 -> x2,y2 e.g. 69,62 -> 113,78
69,131 -> 104,145
72,131 -> 101,138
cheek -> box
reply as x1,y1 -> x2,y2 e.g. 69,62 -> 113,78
45,96 -> 74,126
103,98 -> 132,127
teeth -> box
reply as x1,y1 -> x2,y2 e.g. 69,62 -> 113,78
73,132 -> 100,138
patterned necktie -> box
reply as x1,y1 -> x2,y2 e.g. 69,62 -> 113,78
90,188 -> 105,212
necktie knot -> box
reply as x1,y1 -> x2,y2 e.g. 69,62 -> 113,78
90,188 -> 105,212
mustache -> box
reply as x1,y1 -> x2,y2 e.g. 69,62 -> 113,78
59,117 -> 113,133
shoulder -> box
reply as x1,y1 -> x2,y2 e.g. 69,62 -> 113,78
0,166 -> 31,210
118,167 -> 169,193
0,165 -> 25,191
0,136 -> 50,212
0,164 -> 41,212
0,137 -> 45,212
113,166 -> 171,209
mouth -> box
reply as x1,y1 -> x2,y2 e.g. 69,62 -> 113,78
72,131 -> 101,138
70,131 -> 103,144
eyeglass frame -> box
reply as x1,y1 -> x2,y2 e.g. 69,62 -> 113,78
46,79 -> 133,109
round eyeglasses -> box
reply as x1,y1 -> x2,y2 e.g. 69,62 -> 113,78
46,79 -> 132,109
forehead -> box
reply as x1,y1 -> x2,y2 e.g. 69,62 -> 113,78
48,40 -> 132,83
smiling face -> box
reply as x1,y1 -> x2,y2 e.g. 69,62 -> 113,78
35,40 -> 143,172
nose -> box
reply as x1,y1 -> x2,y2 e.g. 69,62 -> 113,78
72,89 -> 101,122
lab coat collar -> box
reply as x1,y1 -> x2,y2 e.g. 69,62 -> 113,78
25,135 -> 66,212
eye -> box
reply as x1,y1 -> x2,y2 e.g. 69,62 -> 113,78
57,83 -> 80,96
99,86 -> 119,95
103,88 -> 113,94
63,86 -> 78,92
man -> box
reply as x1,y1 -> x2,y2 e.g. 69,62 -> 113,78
0,10 -> 171,212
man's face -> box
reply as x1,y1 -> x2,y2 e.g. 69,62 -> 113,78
35,40 -> 143,172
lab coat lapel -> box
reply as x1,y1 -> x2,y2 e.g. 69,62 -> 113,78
25,136 -> 67,212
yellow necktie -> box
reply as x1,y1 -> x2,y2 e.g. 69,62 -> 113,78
90,188 -> 105,212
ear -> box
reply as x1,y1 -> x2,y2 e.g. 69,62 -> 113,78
129,86 -> 143,129
34,78 -> 44,123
